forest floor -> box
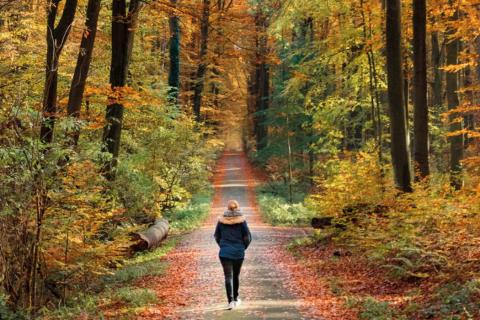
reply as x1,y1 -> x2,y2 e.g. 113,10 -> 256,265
104,151 -> 356,320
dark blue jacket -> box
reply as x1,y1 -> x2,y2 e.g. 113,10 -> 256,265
214,214 -> 252,260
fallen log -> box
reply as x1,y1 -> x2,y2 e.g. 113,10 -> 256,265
311,217 -> 334,229
130,218 -> 169,252
311,217 -> 347,231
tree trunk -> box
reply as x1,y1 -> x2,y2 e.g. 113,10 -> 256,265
167,0 -> 180,105
254,7 -> 269,151
386,0 -> 412,192
39,0 -> 78,144
431,32 -> 443,109
445,6 -> 464,190
192,0 -> 211,122
412,0 -> 429,179
102,0 -> 141,180
66,0 -> 102,146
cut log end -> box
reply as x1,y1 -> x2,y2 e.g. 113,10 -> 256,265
131,218 -> 169,252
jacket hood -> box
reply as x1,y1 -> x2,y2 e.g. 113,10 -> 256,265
223,210 -> 243,217
218,215 -> 246,225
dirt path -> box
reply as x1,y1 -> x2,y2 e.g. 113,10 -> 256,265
137,151 -> 344,320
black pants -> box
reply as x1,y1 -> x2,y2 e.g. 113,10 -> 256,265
220,257 -> 244,303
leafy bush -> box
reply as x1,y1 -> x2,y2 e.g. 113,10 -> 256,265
164,191 -> 212,233
306,151 -> 389,218
257,192 -> 314,226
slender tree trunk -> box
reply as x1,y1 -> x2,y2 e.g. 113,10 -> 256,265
167,0 -> 180,105
40,0 -> 78,144
66,0 -> 102,146
431,32 -> 443,109
255,62 -> 269,150
102,0 -> 141,180
412,0 -> 429,179
386,0 -> 412,192
192,0 -> 211,122
254,7 -> 269,151
445,6 -> 464,190
286,115 -> 293,203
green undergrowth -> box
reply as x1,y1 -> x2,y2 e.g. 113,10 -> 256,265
40,191 -> 212,319
256,182 -> 315,226
40,239 -> 176,319
345,296 -> 405,320
164,189 -> 213,233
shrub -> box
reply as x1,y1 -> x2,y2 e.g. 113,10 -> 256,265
164,192 -> 212,233
359,297 -> 396,320
422,280 -> 480,319
257,193 -> 314,226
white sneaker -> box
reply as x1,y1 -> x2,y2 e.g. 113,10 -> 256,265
227,301 -> 235,310
234,298 -> 242,307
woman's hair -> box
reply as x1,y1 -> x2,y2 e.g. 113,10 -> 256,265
227,200 -> 239,211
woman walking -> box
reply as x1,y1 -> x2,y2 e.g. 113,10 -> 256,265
214,200 -> 252,310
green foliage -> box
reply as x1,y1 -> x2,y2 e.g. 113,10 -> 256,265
257,191 -> 314,226
112,287 -> 157,308
43,295 -> 101,320
0,294 -> 26,320
383,246 -> 448,280
422,280 -> 480,319
107,239 -> 177,284
119,111 -> 221,218
358,297 -> 397,320
164,191 -> 212,233
41,238 -> 177,319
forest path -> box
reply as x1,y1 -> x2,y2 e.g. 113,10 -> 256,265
139,151 -> 312,319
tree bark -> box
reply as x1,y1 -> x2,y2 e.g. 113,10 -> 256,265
254,7 -> 269,151
167,0 -> 180,105
192,0 -> 211,122
445,6 -> 464,190
431,32 -> 443,109
386,0 -> 412,192
40,0 -> 78,144
102,0 -> 141,180
66,0 -> 102,146
131,219 -> 169,251
412,0 -> 429,179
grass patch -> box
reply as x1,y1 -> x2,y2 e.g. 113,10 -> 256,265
107,238 -> 177,284
111,287 -> 157,308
